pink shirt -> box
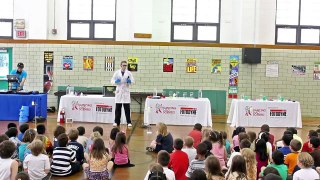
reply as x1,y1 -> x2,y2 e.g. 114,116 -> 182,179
210,143 -> 226,168
232,135 -> 239,147
113,145 -> 129,165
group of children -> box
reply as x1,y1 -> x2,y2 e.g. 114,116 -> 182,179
0,123 -> 133,180
145,123 -> 320,180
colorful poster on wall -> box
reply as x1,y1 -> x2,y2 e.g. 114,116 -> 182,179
128,57 -> 138,71
314,62 -> 320,80
266,61 -> 279,77
105,56 -> 115,71
0,53 -> 9,79
229,55 -> 239,98
163,58 -> 174,72
43,51 -> 53,93
62,56 -> 73,70
83,56 -> 94,70
292,65 -> 306,75
186,58 -> 197,73
211,59 -> 222,73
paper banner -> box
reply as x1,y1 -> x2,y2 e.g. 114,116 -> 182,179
314,62 -> 320,80
186,58 -> 197,73
43,51 -> 53,93
292,65 -> 306,75
163,58 -> 174,72
105,56 -> 115,71
62,56 -> 73,70
229,56 -> 239,98
83,56 -> 94,70
211,59 -> 222,73
128,57 -> 138,71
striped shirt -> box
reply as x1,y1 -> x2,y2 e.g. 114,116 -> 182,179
50,147 -> 76,176
185,159 -> 205,178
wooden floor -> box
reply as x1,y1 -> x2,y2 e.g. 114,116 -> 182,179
0,113 -> 319,180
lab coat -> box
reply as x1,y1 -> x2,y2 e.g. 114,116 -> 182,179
111,69 -> 135,103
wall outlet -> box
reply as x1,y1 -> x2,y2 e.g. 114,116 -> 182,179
52,29 -> 57,34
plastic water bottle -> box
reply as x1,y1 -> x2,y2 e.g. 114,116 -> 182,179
198,89 -> 202,98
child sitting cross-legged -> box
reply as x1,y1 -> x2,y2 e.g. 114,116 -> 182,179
51,133 -> 80,176
23,140 -> 51,180
111,132 -> 134,167
83,138 -> 114,180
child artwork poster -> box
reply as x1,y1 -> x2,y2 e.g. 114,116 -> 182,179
128,57 -> 138,71
186,58 -> 197,73
62,56 -> 73,70
105,56 -> 115,71
229,55 -> 239,98
43,51 -> 54,94
83,56 -> 94,70
163,58 -> 174,72
292,65 -> 306,75
211,59 -> 222,73
314,62 -> 320,80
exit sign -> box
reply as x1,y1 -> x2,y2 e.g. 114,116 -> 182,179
16,30 -> 26,38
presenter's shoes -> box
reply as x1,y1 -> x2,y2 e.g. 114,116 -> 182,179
113,123 -> 118,127
128,123 -> 132,127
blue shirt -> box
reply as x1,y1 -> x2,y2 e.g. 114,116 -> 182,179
10,69 -> 27,89
67,140 -> 84,164
18,133 -> 24,141
279,146 -> 291,157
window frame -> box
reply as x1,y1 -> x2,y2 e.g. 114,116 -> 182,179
67,0 -> 116,40
170,0 -> 221,43
275,0 -> 320,45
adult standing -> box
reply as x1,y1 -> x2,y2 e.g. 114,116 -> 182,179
9,62 -> 27,91
111,61 -> 134,127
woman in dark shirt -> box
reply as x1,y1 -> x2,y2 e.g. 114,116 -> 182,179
147,123 -> 173,153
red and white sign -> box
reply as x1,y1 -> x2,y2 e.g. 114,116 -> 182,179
144,98 -> 212,126
227,99 -> 302,128
57,95 -> 118,123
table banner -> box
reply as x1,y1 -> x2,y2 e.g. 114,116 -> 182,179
144,98 -> 212,126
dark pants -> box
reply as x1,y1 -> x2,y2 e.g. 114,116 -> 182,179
69,162 -> 81,175
115,103 -> 131,126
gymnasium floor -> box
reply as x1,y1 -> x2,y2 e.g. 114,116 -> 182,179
0,113 -> 318,180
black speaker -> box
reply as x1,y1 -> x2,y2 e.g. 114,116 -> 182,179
242,48 -> 261,64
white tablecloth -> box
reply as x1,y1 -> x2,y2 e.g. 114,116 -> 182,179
57,95 -> 125,123
227,99 -> 302,128
144,98 -> 212,127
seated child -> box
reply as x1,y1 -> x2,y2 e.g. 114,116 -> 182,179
51,133 -> 80,176
261,150 -> 288,180
77,126 -> 88,149
182,136 -> 197,164
18,129 -> 36,162
285,139 -> 302,174
36,124 -> 53,153
23,140 -> 51,180
144,150 -> 175,180
109,127 -> 120,150
83,138 -> 113,180
67,128 -> 85,165
168,138 -> 189,180
293,152 -> 319,180
18,123 -> 29,141
188,123 -> 202,148
86,126 -> 104,153
185,143 -> 207,178
111,132 -> 133,167
53,125 -> 66,148
0,140 -> 19,180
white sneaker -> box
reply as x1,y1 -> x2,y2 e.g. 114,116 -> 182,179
113,123 -> 117,127
128,123 -> 132,127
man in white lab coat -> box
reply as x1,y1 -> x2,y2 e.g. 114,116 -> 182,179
111,61 -> 135,127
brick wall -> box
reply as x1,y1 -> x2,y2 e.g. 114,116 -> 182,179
0,43 -> 319,116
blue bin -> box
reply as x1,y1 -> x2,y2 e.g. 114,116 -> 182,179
19,106 -> 29,123
20,106 -> 29,116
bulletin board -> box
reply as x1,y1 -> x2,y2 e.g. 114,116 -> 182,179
0,48 -> 13,89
